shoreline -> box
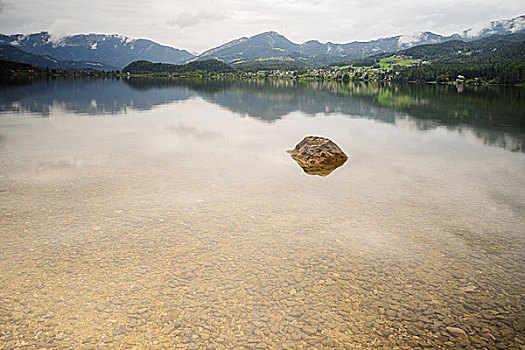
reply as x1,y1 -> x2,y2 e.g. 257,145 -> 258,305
2,72 -> 525,87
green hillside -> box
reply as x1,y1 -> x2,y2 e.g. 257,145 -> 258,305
385,34 -> 525,84
122,59 -> 236,74
398,33 -> 525,64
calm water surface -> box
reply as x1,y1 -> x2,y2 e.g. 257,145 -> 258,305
0,79 -> 524,349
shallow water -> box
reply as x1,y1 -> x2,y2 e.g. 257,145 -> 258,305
0,79 -> 524,349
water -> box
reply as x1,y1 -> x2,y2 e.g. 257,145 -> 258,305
0,78 -> 524,349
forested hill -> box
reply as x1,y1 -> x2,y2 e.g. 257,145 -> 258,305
397,33 -> 525,64
389,34 -> 525,84
122,59 -> 236,74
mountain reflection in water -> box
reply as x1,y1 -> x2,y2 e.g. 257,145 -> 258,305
1,78 -> 524,152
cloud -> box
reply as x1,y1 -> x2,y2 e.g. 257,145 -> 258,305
0,0 -> 7,14
48,19 -> 80,41
462,15 -> 525,37
167,9 -> 230,29
398,32 -> 425,45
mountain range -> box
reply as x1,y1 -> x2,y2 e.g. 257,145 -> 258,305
0,32 -> 194,70
198,15 -> 525,67
0,15 -> 523,70
0,44 -> 111,70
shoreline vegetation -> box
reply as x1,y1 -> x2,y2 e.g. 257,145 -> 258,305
2,56 -> 524,87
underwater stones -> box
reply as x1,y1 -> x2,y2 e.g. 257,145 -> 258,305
287,136 -> 348,176
446,326 -> 467,336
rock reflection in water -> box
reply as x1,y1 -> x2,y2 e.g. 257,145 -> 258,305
287,136 -> 348,176
293,161 -> 345,176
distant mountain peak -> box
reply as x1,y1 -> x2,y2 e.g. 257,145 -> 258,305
303,39 -> 322,44
250,31 -> 291,41
252,31 -> 283,37
261,30 -> 279,35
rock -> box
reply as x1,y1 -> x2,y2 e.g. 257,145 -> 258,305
495,342 -> 507,349
269,323 -> 279,333
303,325 -> 318,335
445,326 -> 467,337
112,325 -> 126,336
458,285 -> 477,293
287,136 -> 348,176
100,336 -> 113,343
290,331 -> 302,341
95,304 -> 106,312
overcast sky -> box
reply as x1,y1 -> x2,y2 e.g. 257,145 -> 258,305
0,0 -> 523,53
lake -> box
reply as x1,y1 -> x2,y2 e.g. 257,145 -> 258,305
1,78 -> 524,349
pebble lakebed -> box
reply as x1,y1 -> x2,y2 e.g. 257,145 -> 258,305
1,174 -> 523,349
1,89 -> 524,349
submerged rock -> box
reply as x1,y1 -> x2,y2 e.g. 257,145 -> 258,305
287,136 -> 348,176
445,326 -> 467,337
